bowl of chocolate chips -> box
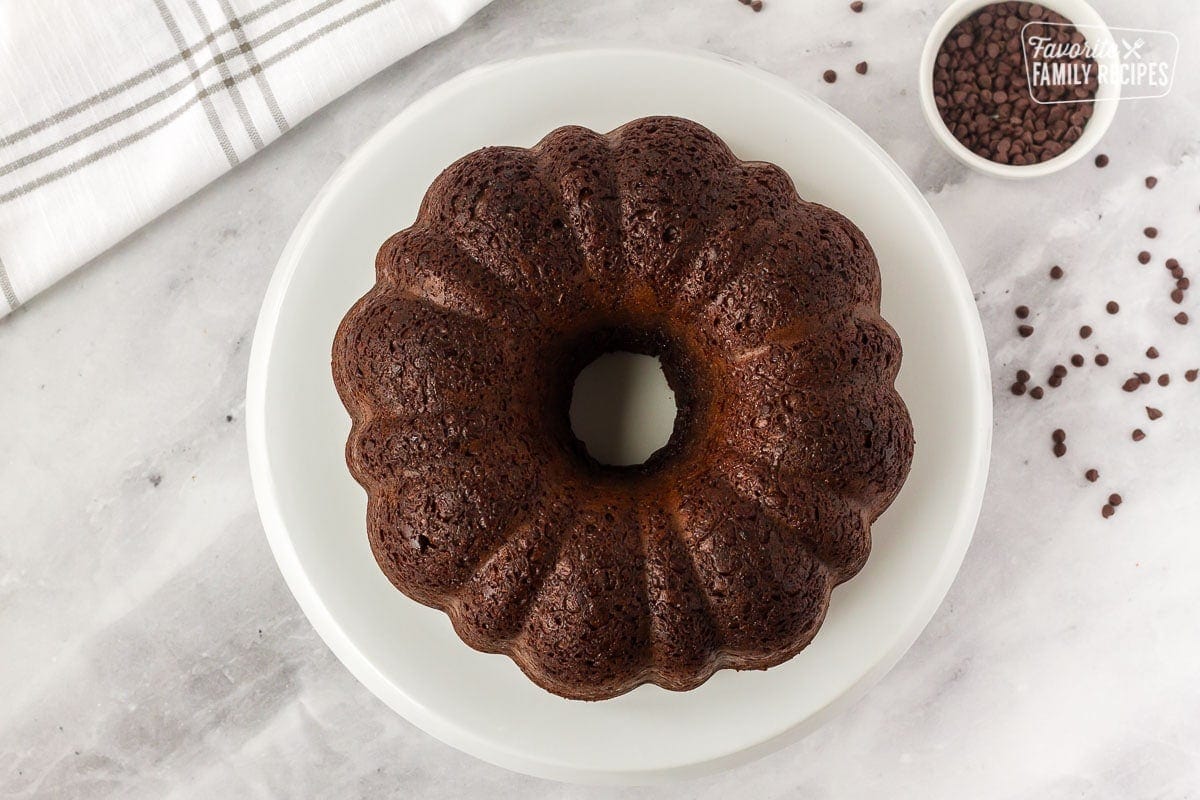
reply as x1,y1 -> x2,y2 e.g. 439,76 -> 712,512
919,0 -> 1120,178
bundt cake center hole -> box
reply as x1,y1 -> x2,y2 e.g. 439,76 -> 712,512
568,351 -> 678,467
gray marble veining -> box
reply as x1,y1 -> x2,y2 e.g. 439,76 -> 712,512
2,0 -> 1199,796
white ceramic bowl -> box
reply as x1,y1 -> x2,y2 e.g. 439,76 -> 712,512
918,0 -> 1121,178
246,45 -> 992,783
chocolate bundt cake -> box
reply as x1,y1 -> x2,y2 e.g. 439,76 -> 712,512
332,116 -> 914,701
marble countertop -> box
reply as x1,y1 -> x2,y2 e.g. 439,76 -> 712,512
3,0 -> 1198,796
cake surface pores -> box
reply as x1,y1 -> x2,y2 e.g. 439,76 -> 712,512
332,116 -> 914,701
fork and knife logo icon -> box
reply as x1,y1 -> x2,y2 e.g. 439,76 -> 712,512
1121,37 -> 1146,60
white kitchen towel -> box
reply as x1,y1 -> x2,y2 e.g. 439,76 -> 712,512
0,0 -> 490,318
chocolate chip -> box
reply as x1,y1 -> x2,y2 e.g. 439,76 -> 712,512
1179,277 -> 1190,290
1145,176 -> 1157,189
850,0 -> 864,11
855,61 -> 868,75
1095,353 -> 1109,366
1094,154 -> 1109,168
1187,369 -> 1199,382
932,6 -> 1099,166
1053,364 -> 1068,378
1017,369 -> 1031,383
1080,325 -> 1093,339
1052,429 -> 1066,443
1018,324 -> 1034,337
1158,373 -> 1170,387
1050,265 -> 1064,280
1122,377 -> 1141,392
1144,227 -> 1158,238
1015,305 -> 1030,318
1106,301 -> 1119,314
1138,372 -> 1151,384
1109,493 -> 1123,506
1146,346 -> 1159,359
1085,468 -> 1099,482
1146,406 -> 1163,421
1053,442 -> 1066,458
1048,374 -> 1063,388
1071,354 -> 1084,367
1132,429 -> 1146,441
1011,382 -> 1027,395
1172,288 -> 1185,304
1030,386 -> 1045,399
1138,251 -> 1151,264
1101,504 -> 1115,518
1171,266 -> 1185,279
823,69 -> 837,83
1166,257 -> 1180,269
1176,312 -> 1189,325
751,0 -> 763,11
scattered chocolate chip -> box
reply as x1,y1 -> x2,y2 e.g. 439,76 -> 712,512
1158,373 -> 1170,387
1053,364 -> 1068,378
1030,386 -> 1045,399
1171,266 -> 1185,279
850,0 -> 864,11
1052,429 -> 1066,443
1050,265 -> 1064,280
1186,369 -> 1198,382
1071,354 -> 1085,368
1106,300 -> 1119,314
1176,312 -> 1190,325
1138,251 -> 1151,264
751,0 -> 763,11
1053,442 -> 1066,458
1172,288 -> 1185,304
855,61 -> 868,75
1122,377 -> 1141,392
1080,325 -> 1093,339
1137,372 -> 1151,384
1101,503 -> 1115,518
1132,428 -> 1146,441
1146,406 -> 1163,421
1048,374 -> 1063,388
1018,324 -> 1034,337
1145,176 -> 1157,189
1095,353 -> 1109,366
1179,277 -> 1190,290
823,69 -> 837,83
1011,382 -> 1027,395
1144,226 -> 1158,238
1094,154 -> 1109,168
1146,346 -> 1159,359
1085,468 -> 1099,482
1017,369 -> 1031,383
1109,493 -> 1123,506
1166,257 -> 1180,269
1015,305 -> 1030,318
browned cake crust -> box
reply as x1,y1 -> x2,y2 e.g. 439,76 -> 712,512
332,116 -> 914,701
